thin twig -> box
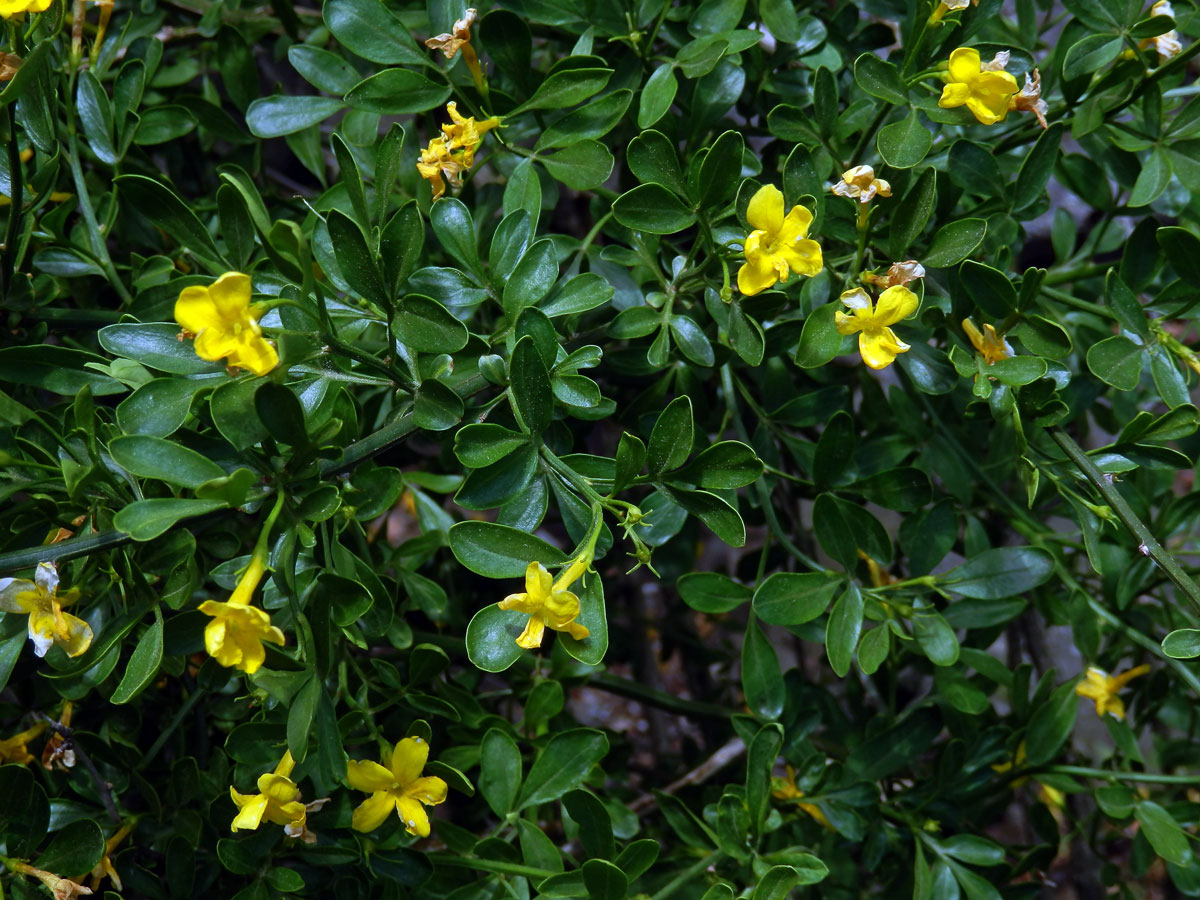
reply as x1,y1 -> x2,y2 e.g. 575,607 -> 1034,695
38,714 -> 120,824
628,736 -> 746,815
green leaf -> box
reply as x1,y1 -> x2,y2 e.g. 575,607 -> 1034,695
853,52 -> 907,105
752,866 -> 802,900
393,295 -> 469,353
516,729 -> 609,809
109,435 -> 227,489
1157,226 -> 1200,283
1135,801 -> 1194,867
329,209 -> 387,305
455,423 -> 529,468
465,603 -> 529,672
513,68 -> 613,115
924,219 -> 987,268
938,546 -> 1054,598
913,608 -> 959,666
563,790 -> 615,860
245,95 -> 346,138
664,487 -> 746,547
638,64 -> 678,128
99,323 -> 223,375
115,376 -> 203,437
536,89 -> 632,150
877,109 -> 933,168
647,396 -> 694,474
36,819 -> 105,878
480,728 -> 523,817
449,521 -> 569,578
673,441 -> 762,488
826,583 -> 864,678
1013,124 -> 1064,212
504,240 -> 559,316
742,617 -> 784,719
1162,629 -> 1200,659
1086,335 -> 1143,390
344,69 -> 451,114
510,335 -> 554,435
628,130 -> 688,197
678,572 -> 752,613
1129,147 -> 1172,207
540,273 -> 614,317
1024,678 -> 1079,766
581,859 -> 627,900
255,382 -> 309,446
753,572 -> 841,625
961,261 -> 1018,317
109,609 -> 164,704
114,498 -> 228,541
455,444 -> 538,510
1062,33 -> 1125,81
559,573 -> 608,666
795,303 -> 843,369
612,184 -> 696,234
323,0 -> 428,66
813,493 -> 890,571
539,140 -> 616,190
697,130 -> 745,208
287,675 -> 321,763
889,167 -> 936,259
115,175 -> 227,270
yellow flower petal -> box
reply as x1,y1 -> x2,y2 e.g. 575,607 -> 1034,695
948,46 -> 981,82
515,615 -> 546,648
874,285 -> 919,326
859,327 -> 910,370
406,776 -> 448,807
746,184 -> 785,234
396,795 -> 432,837
347,759 -> 396,793
230,790 -> 268,832
351,791 -> 397,833
390,736 -> 430,785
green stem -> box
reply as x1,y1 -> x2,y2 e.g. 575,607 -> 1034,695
849,105 -> 891,167
426,854 -> 556,880
1043,765 -> 1200,785
1043,263 -> 1108,286
1,105 -> 22,301
1040,285 -> 1112,319
1051,429 -> 1200,615
650,852 -> 723,900
137,686 -> 207,770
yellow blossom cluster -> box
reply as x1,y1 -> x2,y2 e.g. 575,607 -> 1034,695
417,102 -> 501,200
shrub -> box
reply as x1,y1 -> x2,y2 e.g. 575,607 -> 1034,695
1,0 -> 1200,898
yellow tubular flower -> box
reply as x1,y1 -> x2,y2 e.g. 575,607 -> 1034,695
499,559 -> 591,649
770,766 -> 834,830
0,562 -> 93,658
0,0 -> 52,17
174,272 -> 278,376
962,318 -> 1014,365
929,0 -> 975,23
7,861 -> 92,900
197,555 -> 286,675
831,165 -> 892,205
938,47 -> 1020,125
835,286 -> 920,370
231,751 -> 308,837
417,102 -> 500,200
0,721 -> 46,764
425,8 -> 477,56
737,185 -> 823,296
88,822 -> 135,892
347,736 -> 449,836
1076,664 -> 1150,719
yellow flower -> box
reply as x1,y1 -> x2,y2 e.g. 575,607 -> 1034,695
197,554 -> 285,675
831,165 -> 892,205
417,102 -> 500,200
231,750 -> 308,837
174,272 -> 278,376
425,8 -> 477,59
1076,664 -> 1150,719
771,766 -> 834,830
835,286 -> 919,370
0,562 -> 93,658
0,0 -> 52,18
737,184 -> 823,296
347,736 -> 448,836
0,721 -> 45,764
88,822 -> 134,892
929,0 -> 976,23
1140,2 -> 1182,61
962,318 -> 1014,365
938,47 -> 1020,125
498,558 -> 591,649
7,861 -> 92,900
